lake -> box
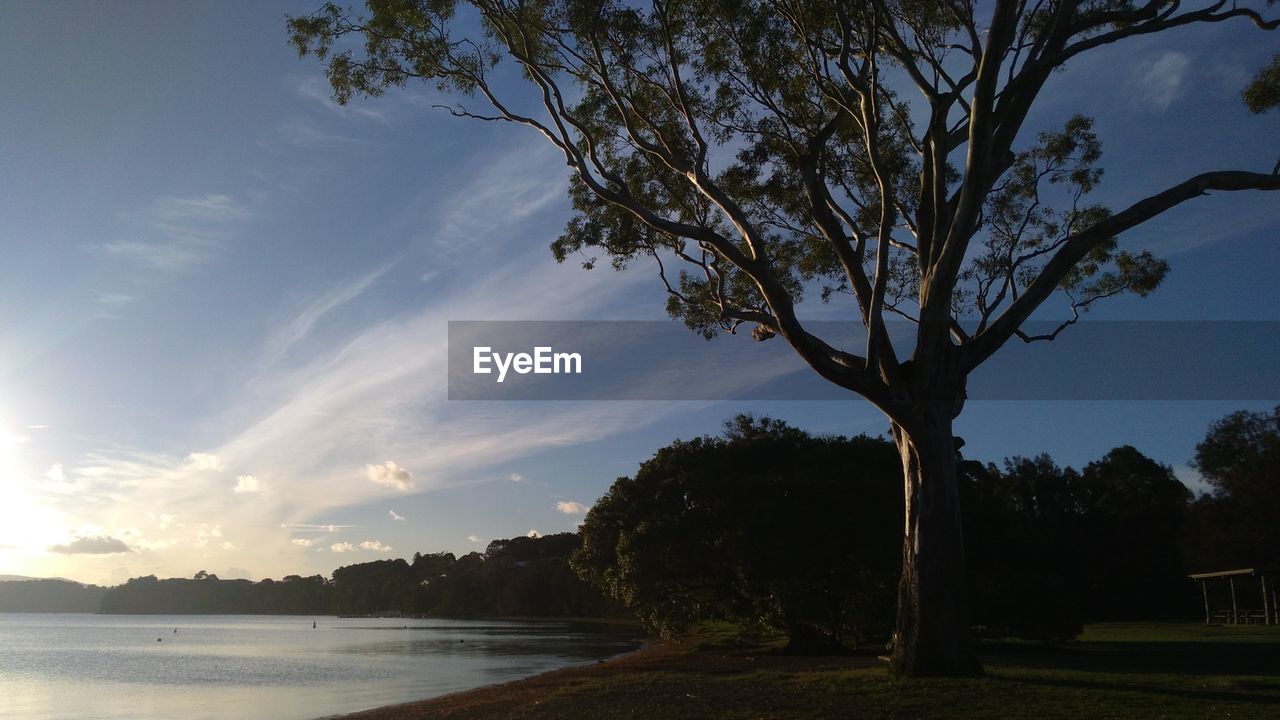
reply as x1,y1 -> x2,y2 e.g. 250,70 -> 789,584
0,614 -> 641,719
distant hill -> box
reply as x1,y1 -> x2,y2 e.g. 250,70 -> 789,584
0,578 -> 106,612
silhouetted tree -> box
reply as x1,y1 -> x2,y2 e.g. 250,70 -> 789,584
574,416 -> 902,652
289,0 -> 1280,676
1186,406 -> 1280,571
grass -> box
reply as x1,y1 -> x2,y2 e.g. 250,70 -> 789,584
331,622 -> 1280,719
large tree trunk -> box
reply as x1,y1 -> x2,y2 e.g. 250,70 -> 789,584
889,414 -> 983,677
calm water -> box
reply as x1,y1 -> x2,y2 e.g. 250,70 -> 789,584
0,614 -> 640,720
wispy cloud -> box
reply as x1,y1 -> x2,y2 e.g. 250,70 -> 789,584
234,475 -> 261,494
359,540 -> 392,552
1135,51 -> 1191,112
295,76 -> 388,123
104,193 -> 250,273
282,523 -> 355,533
255,262 -> 394,373
389,510 -> 405,522
273,120 -> 373,149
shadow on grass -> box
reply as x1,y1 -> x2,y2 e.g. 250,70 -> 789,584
982,639 -> 1280,676
988,672 -> 1280,706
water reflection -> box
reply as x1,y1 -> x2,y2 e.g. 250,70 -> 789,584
0,615 -> 640,720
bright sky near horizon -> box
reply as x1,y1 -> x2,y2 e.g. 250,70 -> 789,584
0,1 -> 1277,586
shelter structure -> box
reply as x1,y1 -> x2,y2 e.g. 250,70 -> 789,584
1188,568 -> 1277,625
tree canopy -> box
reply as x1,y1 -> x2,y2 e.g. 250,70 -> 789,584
573,415 -> 903,652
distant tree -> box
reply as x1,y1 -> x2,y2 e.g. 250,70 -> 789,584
289,0 -> 1280,675
962,456 -> 1085,641
1187,406 -> 1280,570
1075,446 -> 1190,619
965,446 -> 1191,632
574,416 -> 902,653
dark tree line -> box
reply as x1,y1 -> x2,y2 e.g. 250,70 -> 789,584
82,533 -> 622,618
98,573 -> 333,614
573,411 -> 1274,651
332,533 -> 623,618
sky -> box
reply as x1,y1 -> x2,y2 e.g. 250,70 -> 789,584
0,1 -> 1276,586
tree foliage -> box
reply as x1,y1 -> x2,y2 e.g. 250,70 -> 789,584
287,0 -> 1278,402
965,445 -> 1191,639
1186,405 -> 1280,571
573,415 -> 906,652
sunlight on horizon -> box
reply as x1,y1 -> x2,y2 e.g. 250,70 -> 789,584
0,415 -> 66,574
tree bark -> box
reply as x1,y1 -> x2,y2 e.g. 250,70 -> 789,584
889,414 -> 983,677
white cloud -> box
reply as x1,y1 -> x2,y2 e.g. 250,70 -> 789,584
187,453 -> 226,471
49,535 -> 131,555
290,537 -> 314,547
365,461 -> 414,491
330,542 -> 355,553
509,473 -> 526,483
526,529 -> 541,539
466,535 -> 482,543
46,464 -> 65,482
234,475 -> 261,494
389,510 -> 405,522
221,541 -> 235,551
359,539 -> 392,552
554,500 -> 589,515
1137,51 -> 1191,111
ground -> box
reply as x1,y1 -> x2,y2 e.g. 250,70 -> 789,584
328,623 -> 1280,720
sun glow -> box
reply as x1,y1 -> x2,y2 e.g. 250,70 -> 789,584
0,416 -> 67,560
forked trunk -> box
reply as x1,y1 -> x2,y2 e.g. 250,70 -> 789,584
889,416 -> 982,677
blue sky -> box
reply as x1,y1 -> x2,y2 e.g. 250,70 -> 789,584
0,1 -> 1276,585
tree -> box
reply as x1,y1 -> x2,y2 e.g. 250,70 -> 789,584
288,0 -> 1280,675
1075,446 -> 1191,619
573,416 -> 903,653
1187,406 -> 1280,569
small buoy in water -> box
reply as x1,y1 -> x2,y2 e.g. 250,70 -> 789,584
459,639 -> 464,643
313,621 -> 317,629
157,638 -> 162,642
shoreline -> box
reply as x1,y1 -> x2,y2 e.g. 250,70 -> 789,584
318,637 -> 665,720
314,623 -> 1280,720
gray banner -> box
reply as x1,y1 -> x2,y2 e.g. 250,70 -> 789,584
447,320 -> 1280,401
